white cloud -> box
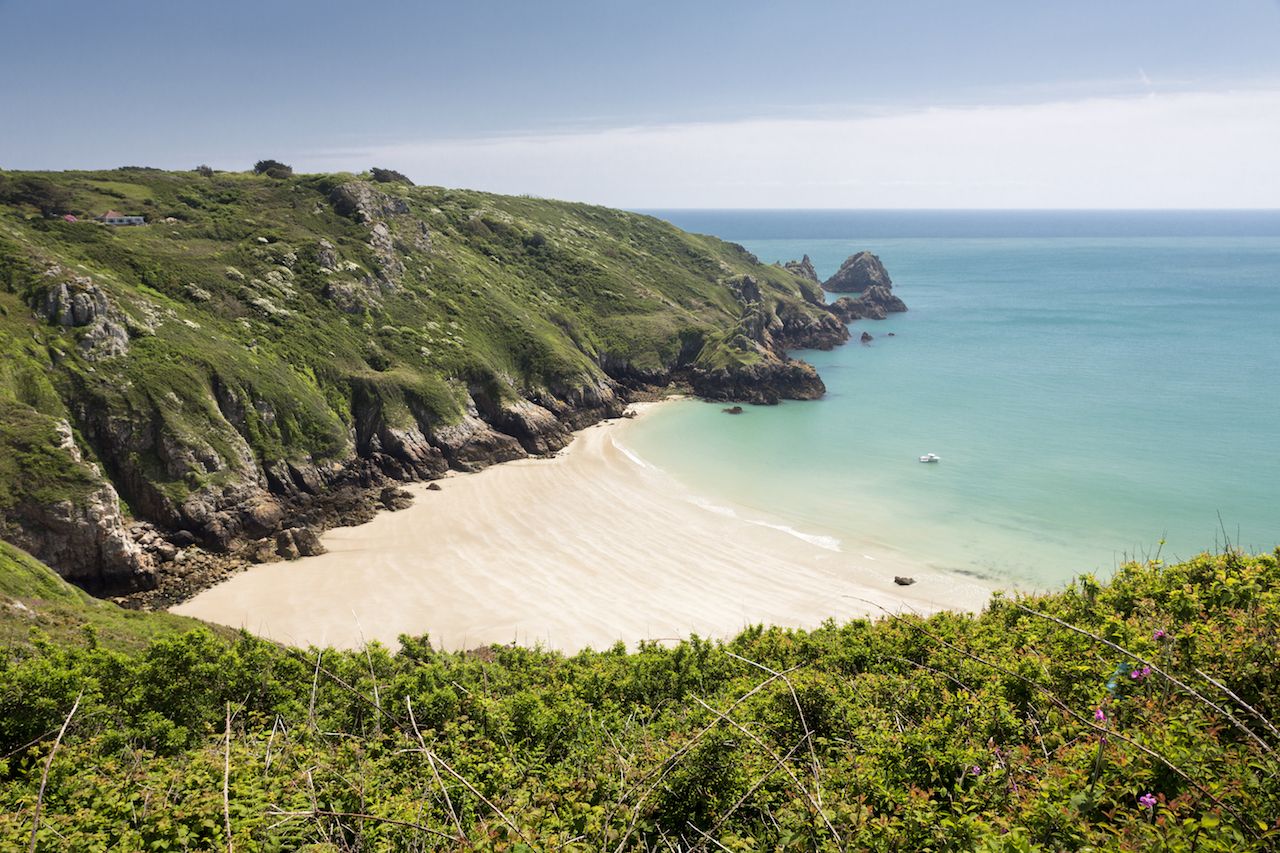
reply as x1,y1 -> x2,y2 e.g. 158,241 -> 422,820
295,89 -> 1280,208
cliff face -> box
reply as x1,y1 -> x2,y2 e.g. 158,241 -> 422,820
0,169 -> 850,600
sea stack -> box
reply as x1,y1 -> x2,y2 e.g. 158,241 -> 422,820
822,251 -> 892,293
824,251 -> 908,322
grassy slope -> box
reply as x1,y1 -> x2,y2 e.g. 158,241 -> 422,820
0,168 -> 825,542
0,540 -> 217,652
1,546 -> 1277,850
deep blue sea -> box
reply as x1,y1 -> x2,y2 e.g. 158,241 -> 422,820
622,210 -> 1280,588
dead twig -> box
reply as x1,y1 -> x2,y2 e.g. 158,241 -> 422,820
224,702 -> 234,853
1195,667 -> 1280,744
724,650 -> 827,810
690,695 -> 841,844
406,696 -> 465,843
266,807 -> 455,841
609,665 -> 801,853
28,690 -> 81,853
429,749 -> 531,845
699,735 -> 806,847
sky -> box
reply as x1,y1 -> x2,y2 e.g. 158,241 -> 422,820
2,0 -> 1279,208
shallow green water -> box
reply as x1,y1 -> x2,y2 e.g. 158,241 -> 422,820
622,216 -> 1280,587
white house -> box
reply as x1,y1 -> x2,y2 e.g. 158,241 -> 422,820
97,210 -> 145,226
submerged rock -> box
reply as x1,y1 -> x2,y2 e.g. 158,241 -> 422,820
722,405 -> 744,415
861,331 -> 873,343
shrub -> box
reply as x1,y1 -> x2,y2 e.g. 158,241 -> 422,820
252,159 -> 293,179
370,167 -> 413,185
0,175 -> 74,217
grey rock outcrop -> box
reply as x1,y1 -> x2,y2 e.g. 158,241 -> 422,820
38,269 -> 131,361
429,399 -> 529,472
689,358 -> 825,405
823,251 -> 892,293
827,285 -> 908,322
481,399 -> 572,456
783,255 -> 820,284
329,181 -> 411,224
1,418 -> 156,592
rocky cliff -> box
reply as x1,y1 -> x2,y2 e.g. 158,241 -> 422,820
0,169 -> 855,602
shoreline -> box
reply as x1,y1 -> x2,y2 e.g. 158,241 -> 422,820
172,401 -> 995,651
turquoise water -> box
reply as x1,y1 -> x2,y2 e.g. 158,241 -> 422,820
622,212 -> 1280,588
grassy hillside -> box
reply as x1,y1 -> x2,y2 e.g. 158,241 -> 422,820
2,545 -> 1277,850
0,540 -> 216,652
0,168 -> 843,596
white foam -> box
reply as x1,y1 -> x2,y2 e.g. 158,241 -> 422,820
687,497 -> 842,551
687,495 -> 738,518
614,441 -> 659,471
752,520 -> 843,552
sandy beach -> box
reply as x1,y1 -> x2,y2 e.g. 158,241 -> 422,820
173,403 -> 994,650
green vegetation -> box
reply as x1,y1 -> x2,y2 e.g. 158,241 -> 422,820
2,546 -> 1278,850
252,160 -> 294,179
0,541 -> 215,651
371,167 -> 413,186
0,168 -> 825,548
6,168 -> 1272,850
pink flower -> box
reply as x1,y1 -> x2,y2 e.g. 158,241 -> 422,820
1139,792 -> 1157,809
1130,665 -> 1153,683
1094,708 -> 1106,722
1153,629 -> 1167,640
969,765 -> 983,775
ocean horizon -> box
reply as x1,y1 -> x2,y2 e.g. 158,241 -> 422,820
622,209 -> 1280,589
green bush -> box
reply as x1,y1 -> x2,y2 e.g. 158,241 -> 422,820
252,159 -> 293,179
2,550 -> 1278,849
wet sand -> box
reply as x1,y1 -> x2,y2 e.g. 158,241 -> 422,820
173,403 -> 993,650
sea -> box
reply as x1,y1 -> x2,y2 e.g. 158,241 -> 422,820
623,210 -> 1280,590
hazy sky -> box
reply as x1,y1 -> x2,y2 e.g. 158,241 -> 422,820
3,0 -> 1279,207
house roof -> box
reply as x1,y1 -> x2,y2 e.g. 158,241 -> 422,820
99,210 -> 125,219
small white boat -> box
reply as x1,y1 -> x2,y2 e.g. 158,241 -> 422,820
918,453 -> 940,463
